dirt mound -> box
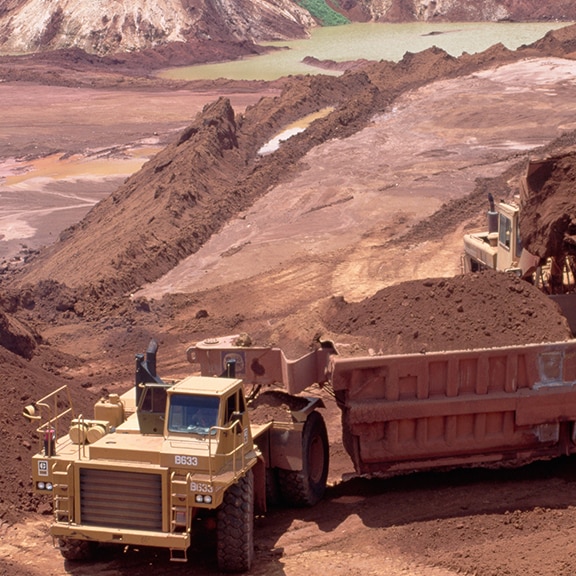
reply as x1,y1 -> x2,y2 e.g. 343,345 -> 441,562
519,152 -> 576,260
0,341 -> 99,525
248,390 -> 309,424
323,270 -> 572,354
7,72 -> 377,308
0,310 -> 39,359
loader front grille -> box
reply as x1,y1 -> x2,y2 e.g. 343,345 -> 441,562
80,468 -> 163,531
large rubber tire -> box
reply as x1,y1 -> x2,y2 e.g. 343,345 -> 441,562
277,410 -> 329,507
58,538 -> 97,561
216,469 -> 254,572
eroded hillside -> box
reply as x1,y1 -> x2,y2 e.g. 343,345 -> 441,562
9,24 -> 576,313
0,0 -> 315,55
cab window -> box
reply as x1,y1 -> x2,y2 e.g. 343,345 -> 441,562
168,394 -> 219,435
499,214 -> 512,250
224,392 -> 245,434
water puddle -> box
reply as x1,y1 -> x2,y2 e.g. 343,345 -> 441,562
2,146 -> 161,186
0,143 -> 162,260
258,107 -> 334,155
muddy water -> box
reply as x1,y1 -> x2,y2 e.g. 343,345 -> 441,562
160,21 -> 571,81
258,107 -> 334,155
4,151 -> 155,186
0,147 -> 159,260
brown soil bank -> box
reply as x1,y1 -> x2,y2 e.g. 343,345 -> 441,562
10,25 -> 576,314
335,0 -> 576,23
519,152 -> 576,261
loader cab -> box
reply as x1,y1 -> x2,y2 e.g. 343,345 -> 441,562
167,393 -> 220,435
463,199 -> 523,274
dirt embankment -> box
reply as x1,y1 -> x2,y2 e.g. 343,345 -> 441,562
519,152 -> 576,260
10,25 -> 576,316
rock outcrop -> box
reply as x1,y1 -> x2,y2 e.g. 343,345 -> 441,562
0,0 -> 315,55
336,0 -> 576,23
2,0 -> 576,56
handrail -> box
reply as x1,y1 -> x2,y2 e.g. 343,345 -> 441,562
52,461 -> 73,523
22,385 -> 75,455
76,414 -> 87,460
207,420 -> 245,481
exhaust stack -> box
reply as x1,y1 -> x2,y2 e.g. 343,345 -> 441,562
487,193 -> 498,234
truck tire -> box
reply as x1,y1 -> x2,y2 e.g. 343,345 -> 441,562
278,410 -> 329,507
58,538 -> 97,561
216,469 -> 254,572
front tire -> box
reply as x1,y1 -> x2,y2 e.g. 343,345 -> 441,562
58,538 -> 97,561
217,469 -> 254,572
278,410 -> 329,507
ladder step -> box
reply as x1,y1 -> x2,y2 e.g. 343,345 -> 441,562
170,548 -> 188,562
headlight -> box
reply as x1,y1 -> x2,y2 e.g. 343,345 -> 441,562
194,494 -> 214,504
37,481 -> 45,490
46,482 -> 53,491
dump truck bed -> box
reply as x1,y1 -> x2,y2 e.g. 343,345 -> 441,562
190,331 -> 576,478
332,339 -> 576,475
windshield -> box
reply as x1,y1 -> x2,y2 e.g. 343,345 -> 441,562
168,394 -> 220,435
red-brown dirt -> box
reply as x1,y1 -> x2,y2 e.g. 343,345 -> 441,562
519,152 -> 576,260
5,23 -> 576,576
323,269 -> 572,355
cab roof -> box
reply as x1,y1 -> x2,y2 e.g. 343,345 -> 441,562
168,375 -> 242,396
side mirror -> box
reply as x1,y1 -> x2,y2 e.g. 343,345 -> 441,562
230,411 -> 243,432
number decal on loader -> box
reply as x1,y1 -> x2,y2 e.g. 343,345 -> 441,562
174,455 -> 199,466
38,460 -> 49,476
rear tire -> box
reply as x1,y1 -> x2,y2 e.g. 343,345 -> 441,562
217,469 -> 254,572
278,410 -> 329,507
58,538 -> 97,561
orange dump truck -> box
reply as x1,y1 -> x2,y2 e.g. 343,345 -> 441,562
190,329 -> 576,477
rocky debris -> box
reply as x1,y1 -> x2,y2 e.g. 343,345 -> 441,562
302,55 -> 371,72
323,270 -> 572,355
0,311 -> 39,359
333,0 -> 576,22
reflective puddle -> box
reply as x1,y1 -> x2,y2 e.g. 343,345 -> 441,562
2,146 -> 161,186
258,107 -> 334,155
